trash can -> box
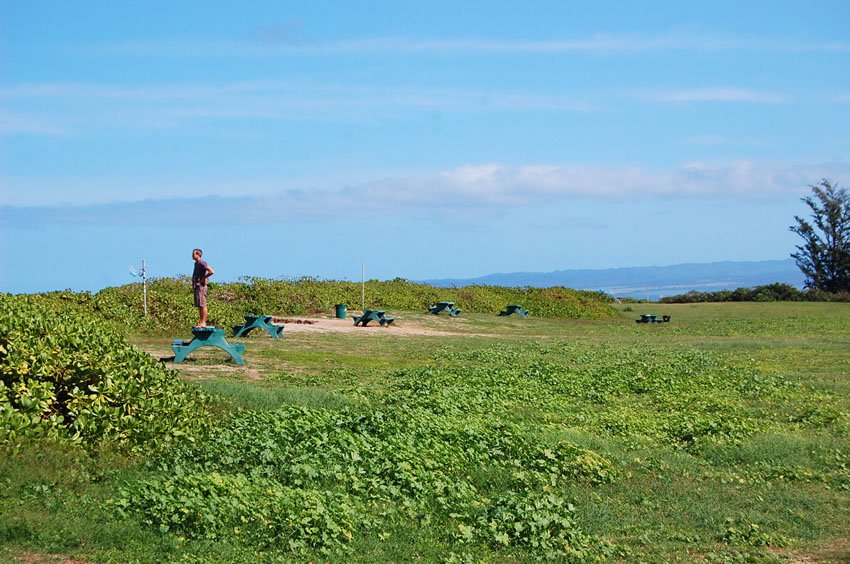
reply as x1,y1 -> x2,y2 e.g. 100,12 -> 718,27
334,304 -> 348,319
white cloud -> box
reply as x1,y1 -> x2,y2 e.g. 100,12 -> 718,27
684,134 -> 729,146
0,80 -> 596,136
0,78 -> 803,140
4,161 -> 849,220
92,34 -> 850,57
645,87 -> 788,103
0,81 -> 592,110
0,81 -> 326,101
0,112 -> 68,136
347,161 -> 848,206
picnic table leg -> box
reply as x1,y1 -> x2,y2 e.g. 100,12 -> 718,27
172,341 -> 191,363
224,343 -> 246,365
233,325 -> 253,338
172,339 -> 203,364
259,317 -> 284,338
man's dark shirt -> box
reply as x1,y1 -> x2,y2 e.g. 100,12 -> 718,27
193,259 -> 210,288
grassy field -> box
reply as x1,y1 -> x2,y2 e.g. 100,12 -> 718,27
2,302 -> 849,562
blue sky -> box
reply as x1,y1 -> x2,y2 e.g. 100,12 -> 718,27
2,1 -> 849,293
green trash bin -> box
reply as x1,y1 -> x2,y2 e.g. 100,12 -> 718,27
334,304 -> 348,319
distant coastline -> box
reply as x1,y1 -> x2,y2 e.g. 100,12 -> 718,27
422,259 -> 804,300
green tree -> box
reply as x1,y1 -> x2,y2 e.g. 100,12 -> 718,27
789,179 -> 850,293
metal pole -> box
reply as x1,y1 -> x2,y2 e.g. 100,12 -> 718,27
142,259 -> 148,316
361,261 -> 365,311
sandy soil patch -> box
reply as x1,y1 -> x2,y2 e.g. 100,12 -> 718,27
771,538 -> 850,563
14,553 -> 87,564
272,315 -> 460,337
173,363 -> 262,380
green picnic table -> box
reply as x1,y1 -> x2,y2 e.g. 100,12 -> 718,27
428,301 -> 461,317
171,327 -> 246,365
498,304 -> 528,317
232,315 -> 285,338
636,314 -> 671,324
353,309 -> 395,327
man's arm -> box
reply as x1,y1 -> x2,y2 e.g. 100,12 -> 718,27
205,264 -> 215,278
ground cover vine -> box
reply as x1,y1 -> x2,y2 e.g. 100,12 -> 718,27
3,296 -> 848,561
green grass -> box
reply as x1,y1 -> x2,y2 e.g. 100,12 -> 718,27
194,379 -> 368,411
2,302 -> 849,562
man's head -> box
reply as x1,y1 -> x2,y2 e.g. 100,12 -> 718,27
192,248 -> 203,261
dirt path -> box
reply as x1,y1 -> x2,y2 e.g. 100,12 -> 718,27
273,315 -> 460,337
133,314 -> 489,368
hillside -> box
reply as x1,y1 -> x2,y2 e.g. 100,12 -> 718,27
424,259 -> 804,300
20,277 -> 618,335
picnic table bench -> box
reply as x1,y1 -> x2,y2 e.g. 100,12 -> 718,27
232,315 -> 285,338
171,326 -> 246,365
353,309 -> 395,327
428,301 -> 461,317
498,304 -> 528,318
635,314 -> 671,324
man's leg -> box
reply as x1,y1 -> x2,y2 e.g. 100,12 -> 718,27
194,286 -> 208,327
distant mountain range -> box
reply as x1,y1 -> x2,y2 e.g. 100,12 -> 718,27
423,259 -> 805,300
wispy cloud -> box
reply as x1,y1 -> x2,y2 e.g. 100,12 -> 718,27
644,87 -> 788,103
684,134 -> 772,148
346,161 -> 849,204
91,33 -> 850,57
0,80 -> 595,136
0,111 -> 68,136
0,80 -> 591,109
4,160 -> 848,225
0,77 -> 804,140
684,134 -> 729,146
0,81 -> 348,101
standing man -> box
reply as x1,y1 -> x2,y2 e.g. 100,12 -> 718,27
192,248 -> 214,327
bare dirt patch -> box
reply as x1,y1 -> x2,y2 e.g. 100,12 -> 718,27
275,315 -> 461,337
770,538 -> 850,563
133,314 -> 491,370
172,363 -> 262,380
273,317 -> 317,325
14,553 -> 88,564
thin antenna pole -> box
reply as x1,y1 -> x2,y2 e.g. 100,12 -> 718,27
361,261 -> 365,311
130,259 -> 148,316
141,259 -> 148,316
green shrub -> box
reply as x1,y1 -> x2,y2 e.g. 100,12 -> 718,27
660,283 -> 850,303
20,277 -> 617,335
0,294 -> 209,451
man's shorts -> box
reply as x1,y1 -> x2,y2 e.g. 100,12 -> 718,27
194,285 -> 207,308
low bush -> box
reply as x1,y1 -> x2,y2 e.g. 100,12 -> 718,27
660,283 -> 850,303
22,277 -> 617,334
0,294 -> 209,451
